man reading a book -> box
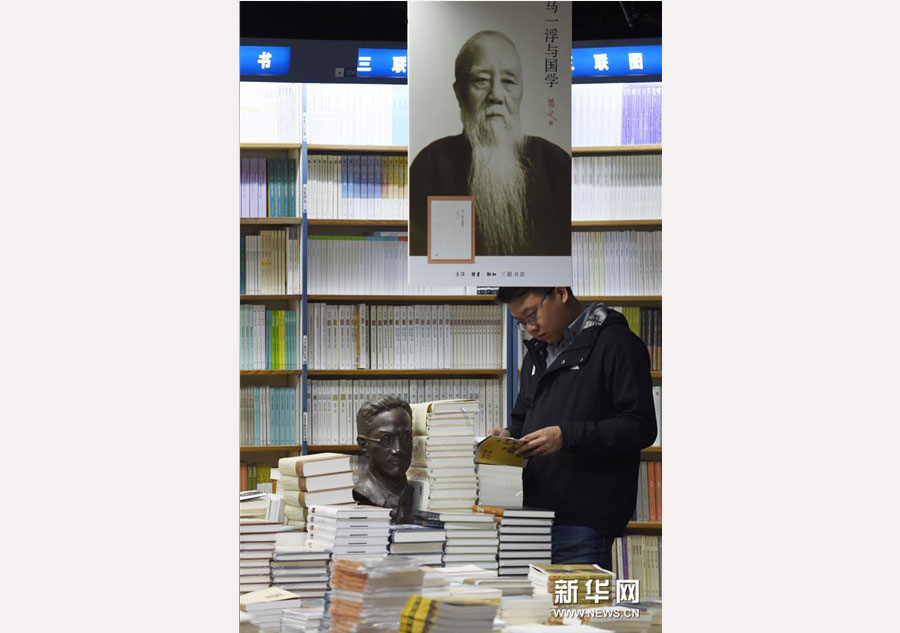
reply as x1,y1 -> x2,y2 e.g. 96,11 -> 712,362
490,287 -> 658,569
409,30 -> 570,257
354,396 -> 414,524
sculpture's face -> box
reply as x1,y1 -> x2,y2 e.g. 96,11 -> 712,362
364,408 -> 413,480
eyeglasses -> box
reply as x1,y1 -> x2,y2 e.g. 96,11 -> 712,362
514,290 -> 552,331
363,431 -> 413,449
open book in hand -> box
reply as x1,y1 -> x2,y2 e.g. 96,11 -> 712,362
475,436 -> 525,467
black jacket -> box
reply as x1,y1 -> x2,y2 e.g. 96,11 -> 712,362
408,134 -> 571,257
509,306 -> 657,535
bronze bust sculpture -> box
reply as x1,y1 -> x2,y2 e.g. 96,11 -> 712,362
353,396 -> 414,524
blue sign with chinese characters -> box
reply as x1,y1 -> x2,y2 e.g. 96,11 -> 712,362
356,48 -> 408,78
240,46 -> 291,76
354,46 -> 659,79
571,45 -> 661,78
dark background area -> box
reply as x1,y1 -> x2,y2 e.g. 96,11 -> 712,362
240,1 -> 662,42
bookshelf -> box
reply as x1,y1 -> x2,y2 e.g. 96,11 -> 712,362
625,522 -> 662,534
240,218 -> 303,226
240,74 -> 662,475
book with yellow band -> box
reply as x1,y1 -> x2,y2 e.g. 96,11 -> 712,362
400,594 -> 500,633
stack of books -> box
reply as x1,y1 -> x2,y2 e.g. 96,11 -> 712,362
399,595 -> 499,633
475,506 -> 555,577
278,453 -> 355,528
408,399 -> 479,512
239,519 -> 281,593
475,464 -> 523,508
388,524 -> 447,566
497,595 -> 554,629
415,510 -> 499,569
529,564 -> 616,610
239,587 -> 304,633
269,532 -> 332,600
474,435 -> 525,508
325,556 -> 425,633
280,606 -> 325,633
422,564 -> 498,582
306,505 -> 392,557
240,493 -> 269,521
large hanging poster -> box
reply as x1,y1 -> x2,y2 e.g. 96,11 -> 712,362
408,1 -> 572,287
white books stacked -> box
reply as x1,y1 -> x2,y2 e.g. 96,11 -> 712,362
415,511 -> 499,570
475,464 -> 523,508
399,595 -> 499,633
278,453 -> 356,528
489,508 -> 555,577
280,606 -> 325,633
239,587 -> 304,633
408,400 -> 479,512
240,519 -> 281,593
269,532 -> 332,601
306,505 -> 392,557
241,495 -> 270,520
581,602 -> 662,633
497,595 -> 554,628
388,524 -> 447,566
327,556 -> 425,633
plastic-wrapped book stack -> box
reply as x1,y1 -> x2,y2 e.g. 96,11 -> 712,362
408,399 -> 480,513
324,556 -> 425,633
280,606 -> 325,633
398,594 -> 499,633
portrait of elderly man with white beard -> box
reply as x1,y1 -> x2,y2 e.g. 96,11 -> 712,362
409,30 -> 571,258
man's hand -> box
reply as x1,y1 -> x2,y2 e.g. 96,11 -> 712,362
488,428 -> 511,438
516,426 -> 563,458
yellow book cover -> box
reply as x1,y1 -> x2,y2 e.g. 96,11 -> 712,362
475,435 -> 525,467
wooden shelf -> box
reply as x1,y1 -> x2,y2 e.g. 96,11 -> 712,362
625,521 -> 662,532
308,369 -> 506,377
241,370 -> 302,376
581,296 -> 662,304
307,219 -> 660,230
307,144 -> 408,153
241,218 -> 302,225
240,445 -> 301,452
307,445 -> 362,453
240,143 -> 302,150
572,220 -> 661,230
572,145 -> 661,155
241,294 -> 302,302
305,445 -> 659,456
308,294 -> 496,303
308,219 -> 408,227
